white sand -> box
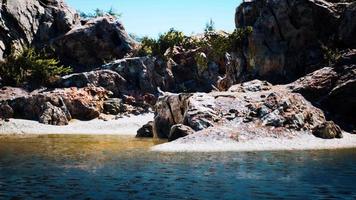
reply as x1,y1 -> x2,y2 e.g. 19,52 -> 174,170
151,132 -> 356,152
0,113 -> 154,135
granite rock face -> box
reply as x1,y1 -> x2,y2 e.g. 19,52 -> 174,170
153,80 -> 331,140
0,0 -> 137,70
52,16 -> 138,69
0,86 -> 109,124
0,0 -> 80,60
39,102 -> 69,126
291,50 -> 356,130
58,69 -> 128,97
233,0 -> 354,83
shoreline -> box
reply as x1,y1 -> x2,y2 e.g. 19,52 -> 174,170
0,113 -> 154,136
1,115 -> 356,153
151,133 -> 356,152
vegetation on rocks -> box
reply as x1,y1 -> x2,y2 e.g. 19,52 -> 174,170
138,25 -> 253,61
79,7 -> 121,19
0,48 -> 72,87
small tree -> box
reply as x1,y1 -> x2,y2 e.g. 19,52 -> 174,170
79,7 -> 122,19
204,19 -> 216,33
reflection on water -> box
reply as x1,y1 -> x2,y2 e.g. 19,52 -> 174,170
0,135 -> 355,200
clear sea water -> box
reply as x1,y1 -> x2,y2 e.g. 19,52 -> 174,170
0,135 -> 355,200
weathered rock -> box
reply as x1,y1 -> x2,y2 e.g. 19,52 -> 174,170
234,0 -> 350,83
136,121 -> 154,138
103,98 -> 124,115
39,102 -> 69,125
0,0 -> 80,60
291,50 -> 356,129
52,16 -> 138,69
0,102 -> 13,119
58,69 -> 128,97
313,121 -> 343,139
168,124 -> 195,141
0,87 -> 29,100
103,56 -> 174,93
339,2 -> 356,48
153,93 -> 192,138
153,80 -> 327,140
5,86 -> 108,123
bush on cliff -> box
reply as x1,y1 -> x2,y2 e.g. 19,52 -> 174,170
138,26 -> 253,60
138,28 -> 189,57
0,48 -> 72,87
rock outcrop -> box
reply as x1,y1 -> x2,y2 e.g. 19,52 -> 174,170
233,0 -> 355,83
0,0 -> 137,70
0,0 -> 80,60
291,49 -> 356,130
152,80 -> 333,141
58,69 -> 128,97
0,86 -> 109,124
52,16 -> 138,69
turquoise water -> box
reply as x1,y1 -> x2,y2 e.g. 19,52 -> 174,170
0,135 -> 355,200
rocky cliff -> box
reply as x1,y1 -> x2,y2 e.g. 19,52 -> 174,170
0,0 -> 137,69
228,0 -> 356,84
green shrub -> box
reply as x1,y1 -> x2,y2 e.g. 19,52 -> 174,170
204,19 -> 216,33
0,48 -> 72,86
79,7 -> 121,19
137,26 -> 253,60
138,28 -> 189,57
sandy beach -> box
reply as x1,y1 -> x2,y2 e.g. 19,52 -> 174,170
0,113 -> 154,136
151,132 -> 356,152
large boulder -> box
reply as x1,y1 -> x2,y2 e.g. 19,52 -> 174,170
2,86 -> 109,123
52,16 -> 138,70
168,124 -> 195,141
291,49 -> 356,130
58,69 -> 128,97
153,80 -> 328,140
0,102 -> 13,120
234,0 -> 351,83
136,121 -> 154,138
103,98 -> 124,115
313,121 -> 343,139
39,102 -> 69,125
0,0 -> 80,60
103,56 -> 175,93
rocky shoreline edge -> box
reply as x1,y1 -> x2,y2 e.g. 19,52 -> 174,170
0,0 -> 355,152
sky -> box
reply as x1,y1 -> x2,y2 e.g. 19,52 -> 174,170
66,0 -> 242,38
